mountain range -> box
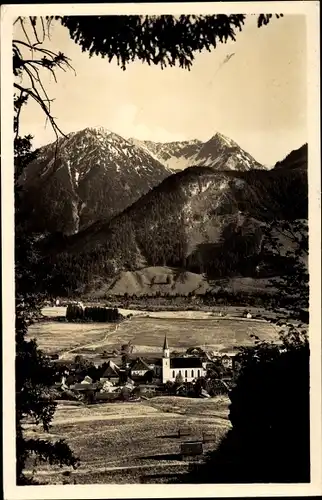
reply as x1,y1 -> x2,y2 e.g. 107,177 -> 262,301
19,127 -> 172,235
19,128 -> 266,235
39,143 -> 308,297
131,132 -> 265,172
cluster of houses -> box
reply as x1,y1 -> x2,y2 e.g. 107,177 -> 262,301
56,336 -> 237,402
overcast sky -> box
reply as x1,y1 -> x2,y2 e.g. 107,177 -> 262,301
17,14 -> 307,166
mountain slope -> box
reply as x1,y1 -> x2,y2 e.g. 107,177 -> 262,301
132,132 -> 265,171
274,143 -> 308,170
131,138 -> 203,171
45,144 -> 307,295
193,133 -> 265,171
19,127 -> 172,235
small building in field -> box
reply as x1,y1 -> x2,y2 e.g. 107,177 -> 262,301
180,441 -> 203,461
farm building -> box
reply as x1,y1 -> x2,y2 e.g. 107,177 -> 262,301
180,441 -> 204,461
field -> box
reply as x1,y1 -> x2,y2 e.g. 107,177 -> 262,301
24,396 -> 230,484
28,307 -> 279,361
27,321 -> 117,356
109,316 -> 278,354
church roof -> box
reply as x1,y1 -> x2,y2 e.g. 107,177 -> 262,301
170,357 -> 203,369
163,335 -> 169,350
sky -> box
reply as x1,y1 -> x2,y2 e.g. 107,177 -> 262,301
16,14 -> 307,166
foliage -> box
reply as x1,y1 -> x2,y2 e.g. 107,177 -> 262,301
174,372 -> 184,385
183,331 -> 309,483
14,103 -> 79,484
120,341 -> 133,368
60,14 -> 282,70
181,216 -> 310,484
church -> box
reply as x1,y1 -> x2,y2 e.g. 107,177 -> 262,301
161,335 -> 207,384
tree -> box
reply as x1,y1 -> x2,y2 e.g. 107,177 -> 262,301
164,380 -> 175,395
175,372 -> 184,385
15,124 -> 79,484
180,222 -> 310,483
181,331 -> 309,483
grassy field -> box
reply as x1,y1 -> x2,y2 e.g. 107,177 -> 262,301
104,316 -> 278,354
28,317 -> 279,362
27,322 -> 117,355
24,396 -> 230,484
29,308 -> 279,360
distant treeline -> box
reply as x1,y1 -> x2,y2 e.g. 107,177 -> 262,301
66,304 -> 123,322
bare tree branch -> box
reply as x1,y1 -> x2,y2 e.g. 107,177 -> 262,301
14,83 -> 66,139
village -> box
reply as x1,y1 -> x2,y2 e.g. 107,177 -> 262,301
49,302 -> 241,406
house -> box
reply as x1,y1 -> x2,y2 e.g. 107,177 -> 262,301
81,375 -> 93,385
100,360 -> 120,383
65,373 -> 83,387
72,382 -> 99,392
130,357 -> 151,378
141,357 -> 163,379
221,354 -> 234,369
100,380 -> 115,393
162,336 -> 207,383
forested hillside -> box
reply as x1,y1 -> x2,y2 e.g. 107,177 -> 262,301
37,144 -> 307,296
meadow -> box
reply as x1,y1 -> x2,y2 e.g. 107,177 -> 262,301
28,307 -> 279,361
103,316 -> 278,355
27,321 -> 117,356
24,396 -> 230,484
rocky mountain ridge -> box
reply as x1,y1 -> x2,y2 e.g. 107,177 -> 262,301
19,126 -> 172,235
132,132 -> 265,172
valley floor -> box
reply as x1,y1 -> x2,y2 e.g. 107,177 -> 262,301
28,306 -> 280,364
24,305 -> 280,484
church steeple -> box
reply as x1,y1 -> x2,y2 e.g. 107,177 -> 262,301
163,335 -> 170,358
